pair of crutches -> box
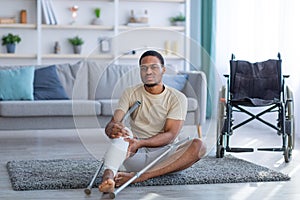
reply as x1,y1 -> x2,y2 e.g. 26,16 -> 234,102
84,100 -> 141,195
84,100 -> 190,199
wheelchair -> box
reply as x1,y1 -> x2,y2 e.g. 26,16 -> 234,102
216,53 -> 295,163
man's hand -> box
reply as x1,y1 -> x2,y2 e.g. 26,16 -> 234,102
124,137 -> 140,158
105,121 -> 130,139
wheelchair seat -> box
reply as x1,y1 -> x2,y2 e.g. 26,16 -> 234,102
230,58 -> 281,106
216,53 -> 295,163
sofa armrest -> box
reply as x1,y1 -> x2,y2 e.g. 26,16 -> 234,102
179,71 -> 207,125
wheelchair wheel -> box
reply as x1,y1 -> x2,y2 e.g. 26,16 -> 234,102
216,86 -> 226,158
283,86 -> 294,163
286,86 -> 295,150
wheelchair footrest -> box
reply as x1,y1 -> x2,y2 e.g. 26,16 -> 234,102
226,147 -> 254,152
257,148 -> 283,152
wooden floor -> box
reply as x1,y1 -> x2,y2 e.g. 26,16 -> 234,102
0,122 -> 299,200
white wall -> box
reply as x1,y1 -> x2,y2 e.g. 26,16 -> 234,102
215,0 -> 299,137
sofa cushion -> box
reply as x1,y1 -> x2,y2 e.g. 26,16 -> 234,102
99,99 -> 119,116
34,65 -> 69,100
56,61 -> 88,100
0,100 -> 101,117
0,66 -> 35,101
88,63 -> 141,100
163,74 -> 188,91
187,97 -> 198,111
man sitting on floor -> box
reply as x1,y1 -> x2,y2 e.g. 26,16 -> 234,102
99,50 -> 206,193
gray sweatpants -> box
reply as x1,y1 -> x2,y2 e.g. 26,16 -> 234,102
103,130 -> 175,176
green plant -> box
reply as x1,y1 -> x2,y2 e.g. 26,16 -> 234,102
94,8 -> 101,18
68,36 -> 84,46
2,33 -> 21,45
170,13 -> 186,22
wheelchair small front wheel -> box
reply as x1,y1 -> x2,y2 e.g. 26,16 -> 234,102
216,145 -> 225,158
284,146 -> 292,163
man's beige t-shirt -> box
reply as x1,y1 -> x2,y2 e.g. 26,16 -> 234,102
117,83 -> 187,139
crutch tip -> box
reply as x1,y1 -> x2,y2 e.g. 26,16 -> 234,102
84,188 -> 92,195
109,192 -> 116,199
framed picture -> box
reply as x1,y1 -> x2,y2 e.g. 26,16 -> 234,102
99,37 -> 111,53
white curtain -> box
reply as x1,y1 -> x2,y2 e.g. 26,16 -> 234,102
215,0 -> 300,136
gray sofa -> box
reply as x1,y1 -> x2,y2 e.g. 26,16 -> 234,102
0,60 -> 207,132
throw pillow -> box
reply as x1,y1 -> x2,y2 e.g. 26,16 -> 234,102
163,74 -> 188,91
0,66 -> 35,100
34,65 -> 69,100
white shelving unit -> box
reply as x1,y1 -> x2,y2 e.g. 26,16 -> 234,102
0,24 -> 37,29
42,53 -> 113,59
41,24 -> 114,30
0,0 -> 189,66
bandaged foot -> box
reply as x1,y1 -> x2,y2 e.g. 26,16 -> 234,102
100,127 -> 134,192
104,137 -> 130,174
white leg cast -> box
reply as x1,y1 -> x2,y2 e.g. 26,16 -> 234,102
103,127 -> 133,176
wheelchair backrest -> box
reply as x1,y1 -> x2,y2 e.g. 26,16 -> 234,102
229,58 -> 282,101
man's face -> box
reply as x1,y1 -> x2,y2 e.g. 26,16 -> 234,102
140,56 -> 165,86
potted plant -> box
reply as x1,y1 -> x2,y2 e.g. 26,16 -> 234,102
1,33 -> 21,53
68,36 -> 84,54
170,13 -> 186,26
91,8 -> 103,25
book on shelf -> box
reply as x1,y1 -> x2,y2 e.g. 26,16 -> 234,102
47,0 -> 58,25
50,0 -> 59,24
41,0 -> 50,24
0,17 -> 16,24
41,0 -> 58,25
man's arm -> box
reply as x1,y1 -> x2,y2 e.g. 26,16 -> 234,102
125,118 -> 184,155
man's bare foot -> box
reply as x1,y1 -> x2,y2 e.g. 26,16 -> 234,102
99,178 -> 115,193
114,172 -> 136,187
99,169 -> 115,193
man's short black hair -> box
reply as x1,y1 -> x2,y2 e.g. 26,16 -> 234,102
139,50 -> 165,66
